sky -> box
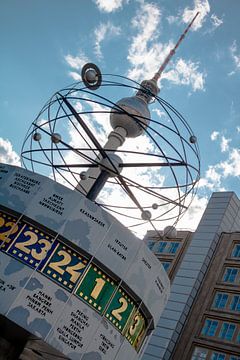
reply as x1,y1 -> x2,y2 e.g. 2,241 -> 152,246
0,0 -> 240,238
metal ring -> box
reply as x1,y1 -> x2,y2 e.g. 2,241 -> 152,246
81,63 -> 102,90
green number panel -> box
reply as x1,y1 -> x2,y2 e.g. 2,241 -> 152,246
42,243 -> 89,291
75,265 -> 117,314
125,311 -> 146,350
105,288 -> 135,333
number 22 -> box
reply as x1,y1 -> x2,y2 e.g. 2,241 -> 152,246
0,217 -> 19,243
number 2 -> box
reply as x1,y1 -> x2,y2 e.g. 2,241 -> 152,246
112,297 -> 128,321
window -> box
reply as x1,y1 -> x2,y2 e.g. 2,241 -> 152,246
155,241 -> 180,254
201,319 -> 218,337
237,331 -> 240,344
168,242 -> 180,254
230,356 -> 240,360
161,261 -> 171,271
147,240 -> 155,250
232,244 -> 240,258
211,353 -> 226,360
191,347 -> 208,359
212,293 -> 228,309
155,241 -> 167,253
230,295 -> 240,312
222,268 -> 238,283
219,322 -> 236,341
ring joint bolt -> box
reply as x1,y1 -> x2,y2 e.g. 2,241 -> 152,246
51,133 -> 62,144
33,132 -> 41,141
100,154 -> 123,177
80,171 -> 88,180
141,210 -> 152,221
189,135 -> 197,144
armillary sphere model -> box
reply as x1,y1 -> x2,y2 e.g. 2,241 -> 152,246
21,13 -> 200,235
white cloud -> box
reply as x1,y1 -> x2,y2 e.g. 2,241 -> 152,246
127,2 -> 161,80
237,126 -> 240,133
204,13 -> 224,35
68,71 -> 82,81
94,0 -> 127,13
198,129 -> 240,194
220,136 -> 231,153
65,52 -> 89,70
128,41 -> 172,81
36,118 -> 51,130
166,15 -> 178,25
163,58 -> 205,91
206,166 -> 221,184
198,165 -> 222,191
182,0 -> 210,31
229,40 -> 240,73
210,14 -> 223,29
127,2 -> 205,92
210,131 -> 219,141
0,137 -> 20,166
94,22 -> 121,59
152,108 -> 167,118
219,148 -> 240,177
65,52 -> 89,81
177,194 -> 208,230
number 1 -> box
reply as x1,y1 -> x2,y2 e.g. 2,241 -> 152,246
90,277 -> 106,299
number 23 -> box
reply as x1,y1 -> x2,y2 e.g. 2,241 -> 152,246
15,230 -> 52,260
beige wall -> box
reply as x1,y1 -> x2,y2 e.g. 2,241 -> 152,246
172,232 -> 240,360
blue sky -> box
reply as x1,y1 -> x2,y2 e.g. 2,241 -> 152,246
1,0 -> 240,236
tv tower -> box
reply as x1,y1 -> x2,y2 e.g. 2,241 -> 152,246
77,12 -> 200,210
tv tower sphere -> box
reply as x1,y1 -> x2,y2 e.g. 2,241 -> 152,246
110,95 -> 150,138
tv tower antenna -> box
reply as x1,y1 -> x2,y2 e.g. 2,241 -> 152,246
21,12 -> 201,233
133,11 -> 200,104
153,12 -> 200,82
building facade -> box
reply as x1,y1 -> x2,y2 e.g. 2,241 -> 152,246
144,230 -> 193,282
142,192 -> 240,360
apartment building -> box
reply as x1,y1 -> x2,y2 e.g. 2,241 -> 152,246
142,192 -> 240,360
